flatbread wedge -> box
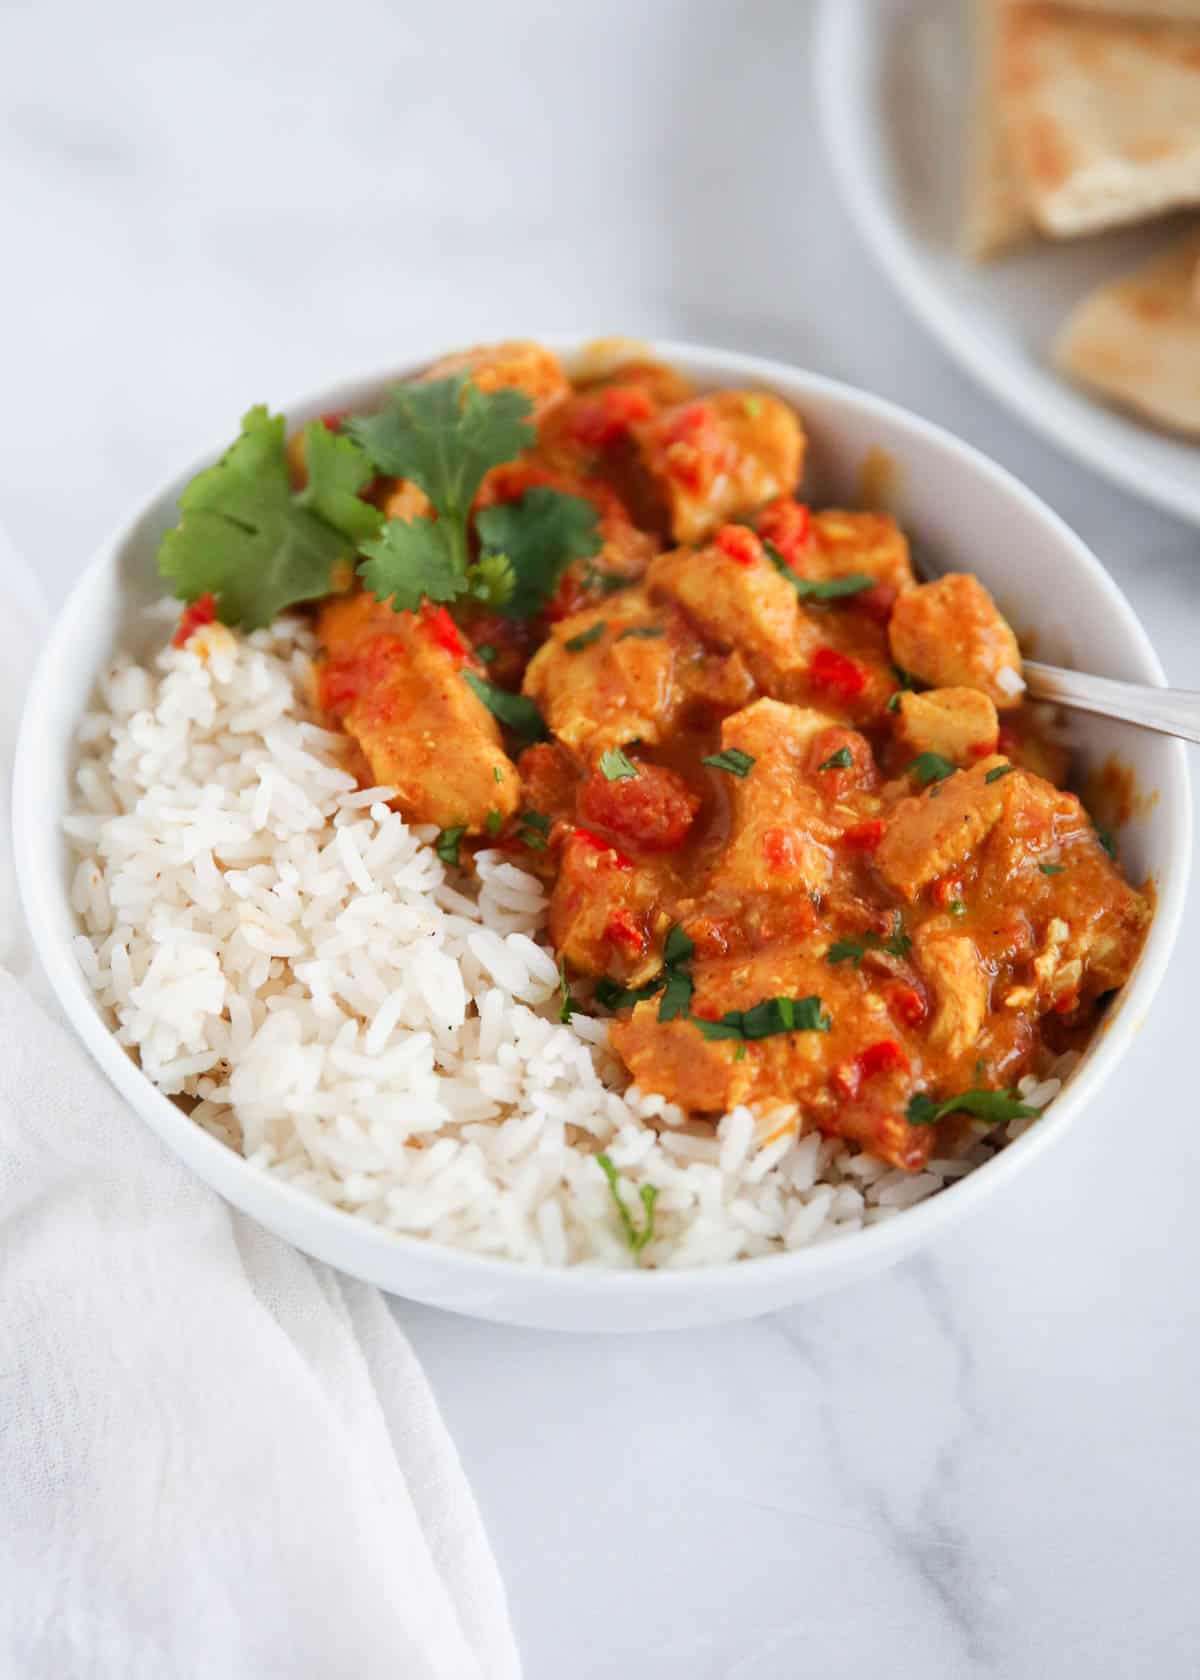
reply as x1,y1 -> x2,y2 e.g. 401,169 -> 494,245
1045,1 -> 1200,19
964,0 -> 1037,257
999,5 -> 1200,236
1054,228 -> 1200,435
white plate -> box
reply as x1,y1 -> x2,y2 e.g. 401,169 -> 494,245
814,0 -> 1200,527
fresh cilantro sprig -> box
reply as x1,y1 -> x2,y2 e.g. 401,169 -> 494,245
158,408 -> 383,629
702,748 -> 755,778
599,748 -> 638,781
906,1087 -> 1038,1128
461,673 -> 547,743
475,487 -> 602,619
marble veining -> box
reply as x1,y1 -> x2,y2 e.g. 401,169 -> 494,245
3,1 -> 1199,1674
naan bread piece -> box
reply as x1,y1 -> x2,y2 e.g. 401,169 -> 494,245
963,0 -> 1037,257
1045,1 -> 1200,18
1054,227 -> 1200,435
999,5 -> 1200,236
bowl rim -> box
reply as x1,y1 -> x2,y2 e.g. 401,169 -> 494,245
14,334 -> 1192,1301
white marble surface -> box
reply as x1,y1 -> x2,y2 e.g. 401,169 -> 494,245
4,1 -> 1199,1674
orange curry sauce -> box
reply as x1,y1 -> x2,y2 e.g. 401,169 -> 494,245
304,341 -> 1151,1173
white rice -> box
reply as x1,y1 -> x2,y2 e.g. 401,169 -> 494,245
64,615 -> 1073,1269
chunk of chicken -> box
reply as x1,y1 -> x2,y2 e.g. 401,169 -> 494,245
888,575 -> 1023,709
876,757 -> 1013,902
317,594 -> 520,833
646,528 -> 819,692
637,392 -> 805,543
699,700 -> 840,903
522,591 -> 690,757
420,340 -> 569,418
913,925 -> 989,1060
610,945 -> 935,1171
895,688 -> 1000,765
550,828 -> 669,985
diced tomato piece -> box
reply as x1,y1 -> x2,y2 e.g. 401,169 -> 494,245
857,1039 -> 909,1079
571,827 -> 634,870
570,386 -> 654,447
854,581 -> 898,625
714,524 -> 761,566
762,827 -> 800,870
320,409 -> 349,432
886,982 -> 928,1029
577,763 -> 699,853
810,646 -> 868,699
756,497 -> 811,567
603,908 -> 648,956
841,819 -> 886,852
420,604 -> 467,660
172,593 -> 217,648
664,400 -> 712,445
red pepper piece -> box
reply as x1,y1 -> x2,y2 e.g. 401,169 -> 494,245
857,1039 -> 909,1079
886,982 -> 928,1029
842,819 -> 885,852
756,497 -> 811,567
571,828 -> 634,871
811,646 -> 868,698
570,386 -> 654,447
421,605 -> 467,660
714,525 -> 761,566
603,908 -> 648,956
172,593 -> 217,648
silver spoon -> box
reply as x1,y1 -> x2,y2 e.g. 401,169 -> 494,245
1023,661 -> 1200,746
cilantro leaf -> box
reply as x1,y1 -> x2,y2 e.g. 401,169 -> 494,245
558,958 -> 579,1023
702,748 -> 755,778
461,673 -> 547,743
358,517 -> 464,613
435,825 -> 466,867
906,1087 -> 1039,1128
693,995 -> 831,1042
596,1153 -> 658,1257
1039,861 -> 1065,876
347,376 -> 534,538
819,747 -> 854,772
826,914 -> 910,967
1096,826 -> 1117,860
764,543 -> 873,600
475,487 -> 602,620
595,975 -> 665,1011
908,752 -> 957,787
663,925 -> 695,967
158,407 -> 358,630
295,422 -> 385,542
985,762 -> 1015,784
616,625 -> 664,641
566,621 -> 607,652
599,748 -> 638,781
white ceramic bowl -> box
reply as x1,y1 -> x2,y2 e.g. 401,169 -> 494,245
14,339 -> 1191,1332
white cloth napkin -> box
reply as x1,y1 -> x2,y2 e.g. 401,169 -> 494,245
0,527 -> 521,1680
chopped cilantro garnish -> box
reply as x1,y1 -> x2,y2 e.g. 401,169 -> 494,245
743,396 -> 763,418
158,408 -> 379,630
582,564 -> 629,595
595,1153 -> 657,1257
985,763 -> 1015,784
826,914 -> 911,967
886,667 -> 916,714
461,672 -> 546,743
616,625 -> 665,641
493,766 -> 503,784
819,747 -> 854,772
886,690 -> 903,714
566,621 -> 607,653
701,748 -> 755,778
520,809 -> 551,833
515,809 -> 550,850
435,825 -> 466,867
599,747 -> 638,781
595,975 -> 665,1011
475,487 -> 601,619
908,752 -> 956,787
694,994 -> 831,1042
764,542 -> 873,600
663,925 -> 695,966
656,924 -> 696,1022
558,958 -> 578,1024
477,643 -> 498,664
1039,861 -> 1065,876
906,1087 -> 1039,1127
465,550 -> 516,609
1096,826 -> 1117,860
734,1043 -> 747,1061
485,809 -> 503,836
948,900 -> 966,917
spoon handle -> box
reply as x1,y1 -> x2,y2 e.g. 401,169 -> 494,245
1022,660 -> 1200,746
